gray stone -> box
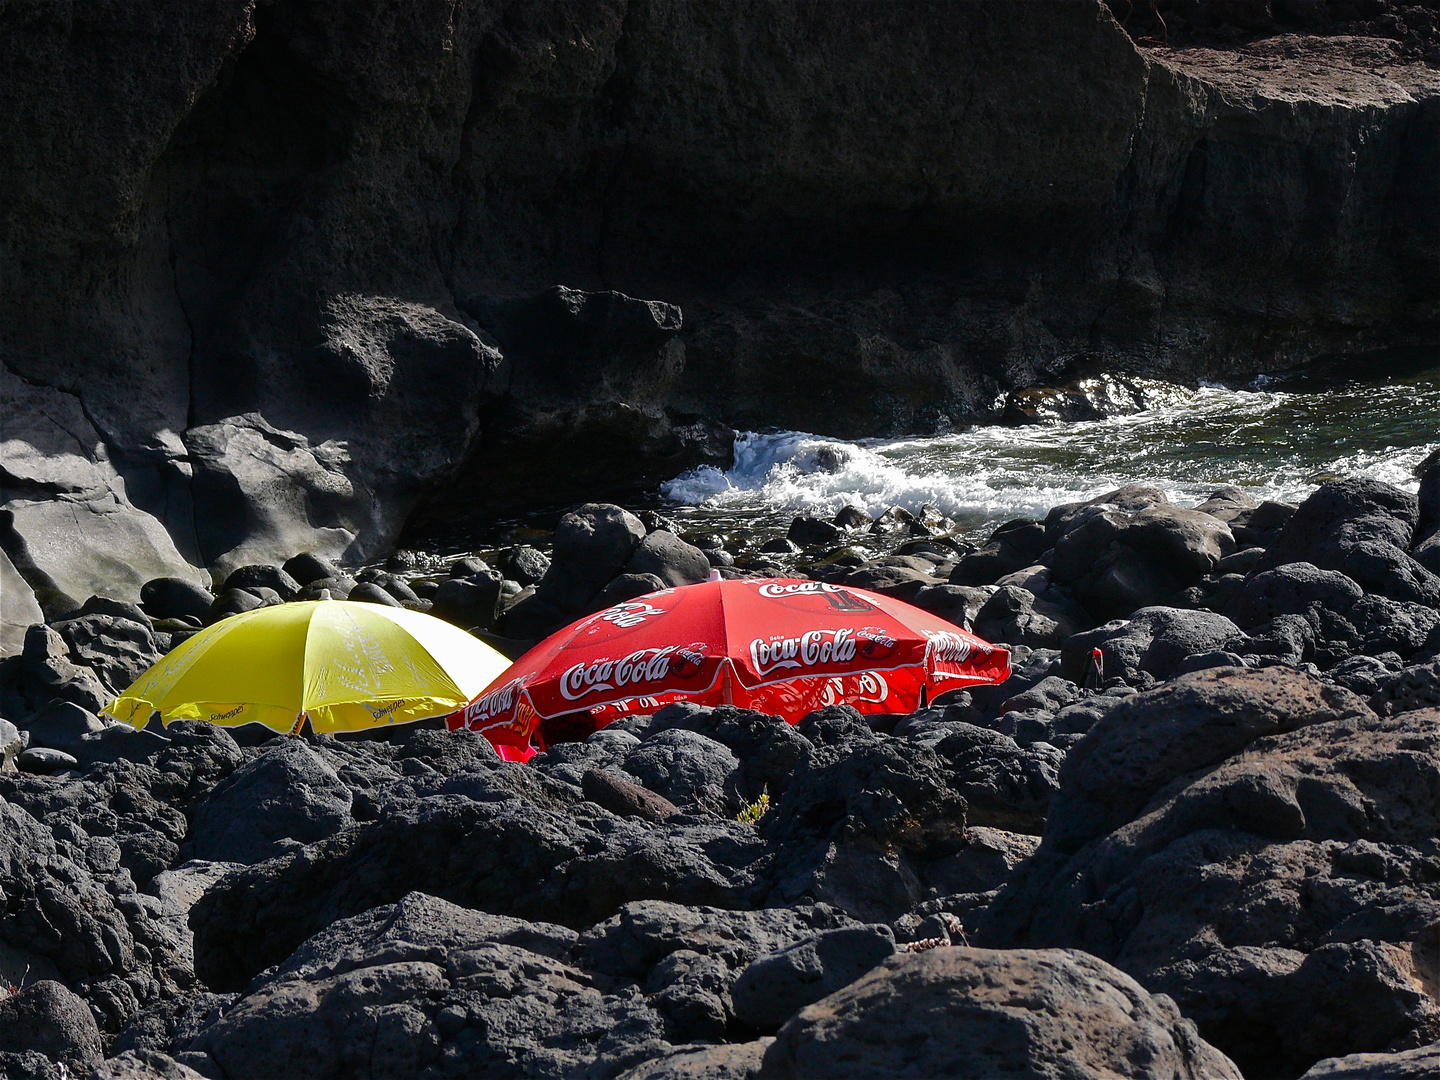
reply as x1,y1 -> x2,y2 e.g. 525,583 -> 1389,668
431,573 -> 503,628
1,547 -> 42,657
536,503 -> 648,614
1260,479 -> 1440,605
760,948 -> 1242,1079
282,553 -> 342,587
26,699 -> 107,753
0,717 -> 22,771
190,739 -> 353,864
618,1041 -> 771,1080
1046,485 -> 1170,542
1372,658 -> 1440,716
0,368 -> 208,620
592,572 -> 669,610
623,729 -> 743,816
921,825 -> 1040,896
0,980 -> 104,1073
348,580 -> 404,607
137,861 -> 241,974
14,624 -> 119,720
909,584 -> 993,631
1226,562 -> 1365,630
207,588 -> 265,622
139,577 -> 214,624
787,516 -> 843,549
295,575 -> 357,601
493,545 -> 550,586
624,530 -> 713,588
51,609 -> 161,697
583,768 -> 681,822
1301,1043 -> 1440,1079
192,795 -> 768,991
263,891 -> 578,985
1045,665 -> 1374,854
16,746 -> 79,773
983,700 -> 1440,1076
834,563 -> 941,600
731,925 -> 897,1030
93,1050 -> 209,1080
973,585 -> 1090,648
220,563 -> 300,600
577,901 -> 852,981
948,518 -> 1048,586
1061,606 -> 1249,685
191,892 -> 658,1080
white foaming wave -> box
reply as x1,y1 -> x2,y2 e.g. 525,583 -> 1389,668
661,430 -> 1151,523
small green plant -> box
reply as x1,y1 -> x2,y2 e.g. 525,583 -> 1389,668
736,790 -> 771,826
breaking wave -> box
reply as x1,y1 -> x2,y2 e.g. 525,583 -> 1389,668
660,376 -> 1439,539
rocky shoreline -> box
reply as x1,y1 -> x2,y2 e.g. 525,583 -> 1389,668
5,466 -> 1440,1078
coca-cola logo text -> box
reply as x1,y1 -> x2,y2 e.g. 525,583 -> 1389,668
757,581 -> 841,598
819,671 -> 891,707
560,647 -> 687,701
597,601 -> 667,629
466,678 -> 523,725
750,628 -> 858,676
926,630 -> 973,665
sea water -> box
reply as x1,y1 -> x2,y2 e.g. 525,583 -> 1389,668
659,363 -> 1440,546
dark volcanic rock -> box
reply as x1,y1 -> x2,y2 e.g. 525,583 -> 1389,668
0,980 -> 105,1074
1301,1043 -> 1440,1079
536,504 -> 648,614
761,947 -> 1242,1079
582,768 -> 681,823
1041,666 -> 1373,854
647,703 -> 813,801
1226,561 -> 1365,630
591,573 -> 670,611
11,624 -> 110,719
730,924 -> 897,1031
1261,480 -> 1440,605
429,286 -> 735,519
140,578 -> 214,624
1061,606 -> 1249,685
622,730 -> 743,817
191,779 -> 768,990
624,530 -> 713,589
980,665 -> 1440,1076
26,699 -> 108,754
190,740 -> 354,864
1050,501 -> 1234,620
900,717 -> 1061,835
948,518 -> 1049,586
190,890 -> 664,1080
282,553 -> 342,587
430,573 -> 503,628
220,563 -> 300,601
786,517 -> 843,550
973,584 -> 1091,648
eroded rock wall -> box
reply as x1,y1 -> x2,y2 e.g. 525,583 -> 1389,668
1,0 -> 1437,591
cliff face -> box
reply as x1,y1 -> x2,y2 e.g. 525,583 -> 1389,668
1,0 -> 1437,608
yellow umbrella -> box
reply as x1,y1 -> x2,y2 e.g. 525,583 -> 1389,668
102,600 -> 511,736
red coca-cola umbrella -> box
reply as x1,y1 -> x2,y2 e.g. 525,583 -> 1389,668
453,577 -> 1010,759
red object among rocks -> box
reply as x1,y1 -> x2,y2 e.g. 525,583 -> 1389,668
457,577 -> 1010,758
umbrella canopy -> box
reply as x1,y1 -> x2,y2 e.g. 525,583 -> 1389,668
458,577 -> 1009,755
103,599 -> 511,736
